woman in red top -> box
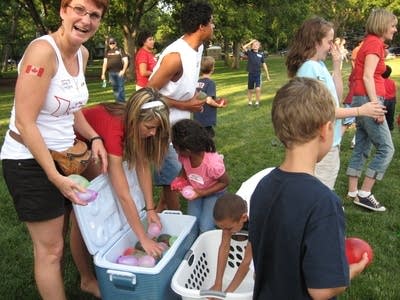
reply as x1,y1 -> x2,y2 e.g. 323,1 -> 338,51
70,88 -> 170,297
346,9 -> 397,212
382,64 -> 396,130
135,30 -> 157,90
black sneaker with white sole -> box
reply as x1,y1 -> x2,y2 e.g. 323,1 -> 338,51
353,194 -> 386,212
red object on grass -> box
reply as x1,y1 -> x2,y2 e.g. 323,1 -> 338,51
345,237 -> 373,266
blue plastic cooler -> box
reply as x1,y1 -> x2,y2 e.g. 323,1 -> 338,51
73,164 -> 197,300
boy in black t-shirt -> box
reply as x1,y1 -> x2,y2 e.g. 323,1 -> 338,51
193,56 -> 226,138
249,77 -> 369,299
242,39 -> 270,107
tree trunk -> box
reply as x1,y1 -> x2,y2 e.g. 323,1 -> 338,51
122,24 -> 138,82
231,41 -> 241,70
1,8 -> 19,73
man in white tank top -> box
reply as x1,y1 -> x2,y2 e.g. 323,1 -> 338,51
148,1 -> 215,212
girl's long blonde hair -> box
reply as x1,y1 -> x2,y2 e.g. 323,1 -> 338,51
100,88 -> 170,169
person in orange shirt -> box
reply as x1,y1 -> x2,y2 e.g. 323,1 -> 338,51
135,30 -> 157,90
342,40 -> 363,148
382,65 -> 397,130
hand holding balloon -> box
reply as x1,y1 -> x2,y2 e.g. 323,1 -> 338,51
171,177 -> 189,191
147,223 -> 162,239
68,174 -> 97,203
75,189 -> 98,203
68,174 -> 90,188
345,237 -> 373,266
181,185 -> 198,200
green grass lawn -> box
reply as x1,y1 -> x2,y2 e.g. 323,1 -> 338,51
0,56 -> 400,299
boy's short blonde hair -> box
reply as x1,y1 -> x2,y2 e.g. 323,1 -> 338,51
365,8 -> 398,37
272,77 -> 335,149
200,56 -> 215,74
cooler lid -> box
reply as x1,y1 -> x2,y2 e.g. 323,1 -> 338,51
73,162 -> 145,255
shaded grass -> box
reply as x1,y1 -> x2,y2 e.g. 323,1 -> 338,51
0,56 -> 399,299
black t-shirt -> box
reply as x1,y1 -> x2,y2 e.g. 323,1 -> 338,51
249,168 -> 349,299
193,77 -> 217,127
105,48 -> 127,72
245,50 -> 265,74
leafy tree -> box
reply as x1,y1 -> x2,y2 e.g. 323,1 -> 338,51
1,0 -> 399,77
211,0 -> 267,68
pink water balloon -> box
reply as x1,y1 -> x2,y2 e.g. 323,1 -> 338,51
75,189 -> 98,202
117,255 -> 139,266
138,255 -> 156,267
147,223 -> 162,238
181,186 -> 196,200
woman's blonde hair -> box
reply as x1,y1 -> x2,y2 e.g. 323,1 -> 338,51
200,56 -> 215,75
365,8 -> 398,37
100,88 -> 169,169
123,88 -> 170,170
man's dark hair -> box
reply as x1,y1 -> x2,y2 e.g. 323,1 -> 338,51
181,1 -> 213,34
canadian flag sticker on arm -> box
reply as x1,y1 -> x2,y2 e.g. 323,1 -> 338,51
25,65 -> 44,77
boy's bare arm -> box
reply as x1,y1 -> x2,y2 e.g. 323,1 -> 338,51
242,39 -> 256,51
308,253 -> 369,299
263,63 -> 270,80
308,286 -> 347,300
225,241 -> 252,293
210,230 -> 231,291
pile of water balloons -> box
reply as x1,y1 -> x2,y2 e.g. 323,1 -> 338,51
116,222 -> 178,268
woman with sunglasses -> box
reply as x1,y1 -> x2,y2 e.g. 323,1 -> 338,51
101,37 -> 129,102
1,1 -> 109,299
70,88 -> 170,298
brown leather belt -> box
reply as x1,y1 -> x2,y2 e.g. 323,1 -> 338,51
9,130 -> 25,145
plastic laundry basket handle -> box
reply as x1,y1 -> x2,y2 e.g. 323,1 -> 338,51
161,210 -> 183,215
199,290 -> 227,299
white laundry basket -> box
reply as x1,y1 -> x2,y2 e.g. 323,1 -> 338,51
171,230 -> 254,300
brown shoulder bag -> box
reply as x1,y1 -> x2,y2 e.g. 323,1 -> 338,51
50,139 -> 92,176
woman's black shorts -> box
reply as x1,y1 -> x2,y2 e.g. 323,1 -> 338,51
2,159 -> 71,222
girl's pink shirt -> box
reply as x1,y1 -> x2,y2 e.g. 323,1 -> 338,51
178,152 -> 225,191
